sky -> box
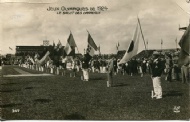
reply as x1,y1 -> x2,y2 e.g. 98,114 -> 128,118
0,0 -> 189,55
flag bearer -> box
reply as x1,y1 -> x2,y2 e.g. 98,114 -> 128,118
150,52 -> 164,99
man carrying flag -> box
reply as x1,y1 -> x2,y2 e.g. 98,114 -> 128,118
82,31 -> 98,81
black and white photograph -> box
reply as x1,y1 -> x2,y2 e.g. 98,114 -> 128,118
0,0 -> 189,120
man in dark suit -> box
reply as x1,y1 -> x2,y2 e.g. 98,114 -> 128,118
150,51 -> 164,99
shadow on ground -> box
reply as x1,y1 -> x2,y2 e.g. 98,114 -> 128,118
163,90 -> 183,97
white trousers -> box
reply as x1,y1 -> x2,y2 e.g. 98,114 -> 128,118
100,66 -> 103,73
82,69 -> 89,80
50,68 -> 53,73
102,67 -> 106,73
92,66 -> 95,73
152,77 -> 162,97
76,65 -> 80,72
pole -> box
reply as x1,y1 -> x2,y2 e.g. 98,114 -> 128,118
137,16 -> 147,50
175,38 -> 177,50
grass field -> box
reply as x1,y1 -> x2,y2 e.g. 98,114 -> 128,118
0,65 -> 189,120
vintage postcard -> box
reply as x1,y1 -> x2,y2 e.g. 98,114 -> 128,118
0,0 -> 189,120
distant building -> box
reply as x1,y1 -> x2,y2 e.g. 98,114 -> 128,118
15,45 -> 75,58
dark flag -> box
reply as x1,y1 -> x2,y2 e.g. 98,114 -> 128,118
178,24 -> 190,66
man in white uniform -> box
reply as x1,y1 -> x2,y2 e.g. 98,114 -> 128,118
150,52 -> 164,99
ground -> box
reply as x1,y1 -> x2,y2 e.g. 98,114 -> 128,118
0,65 -> 189,120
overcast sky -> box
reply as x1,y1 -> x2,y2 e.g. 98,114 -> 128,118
0,0 -> 189,55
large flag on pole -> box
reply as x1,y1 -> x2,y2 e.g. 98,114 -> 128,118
86,31 -> 98,57
118,21 -> 141,64
64,42 -> 72,55
64,32 -> 77,55
178,24 -> 190,66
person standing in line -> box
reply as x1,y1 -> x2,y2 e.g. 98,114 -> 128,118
99,58 -> 103,73
173,53 -> 180,81
181,63 -> 189,84
113,57 -> 117,75
150,52 -> 164,99
61,56 -> 66,76
71,58 -> 77,77
81,56 -> 89,81
91,58 -> 95,73
107,56 -> 114,87
165,54 -> 173,82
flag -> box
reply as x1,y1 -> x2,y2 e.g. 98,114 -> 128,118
179,27 -> 187,30
9,47 -> 13,50
161,39 -> 163,45
38,51 -> 50,64
178,24 -> 190,66
68,32 -> 77,47
118,21 -> 141,64
64,32 -> 77,55
57,40 -> 62,49
116,42 -> 120,50
86,32 -> 98,57
34,53 -> 40,61
64,42 -> 72,55
29,56 -> 34,64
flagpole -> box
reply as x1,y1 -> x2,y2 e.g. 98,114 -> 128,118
161,39 -> 163,51
84,48 -> 86,54
175,38 -> 177,50
137,16 -> 147,50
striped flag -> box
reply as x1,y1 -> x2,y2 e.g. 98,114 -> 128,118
64,42 -> 72,55
64,32 -> 77,55
86,31 -> 98,57
119,20 -> 141,64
